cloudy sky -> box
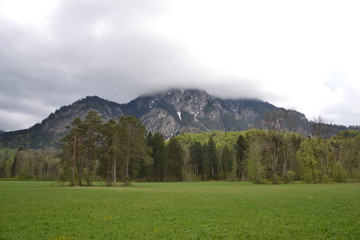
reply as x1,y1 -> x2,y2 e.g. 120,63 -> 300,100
1,0 -> 360,131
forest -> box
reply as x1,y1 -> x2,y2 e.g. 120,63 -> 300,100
0,111 -> 359,185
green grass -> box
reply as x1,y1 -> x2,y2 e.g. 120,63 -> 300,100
0,181 -> 359,240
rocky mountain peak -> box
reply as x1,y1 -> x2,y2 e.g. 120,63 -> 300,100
127,88 -> 282,137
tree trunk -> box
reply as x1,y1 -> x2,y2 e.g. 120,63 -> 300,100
106,169 -> 111,186
112,157 -> 116,186
71,136 -> 76,186
78,164 -> 83,186
125,152 -> 130,186
241,169 -> 245,181
283,147 -> 289,183
124,126 -> 131,186
271,153 -> 278,184
86,165 -> 93,186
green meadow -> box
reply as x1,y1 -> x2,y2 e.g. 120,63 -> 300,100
0,181 -> 359,240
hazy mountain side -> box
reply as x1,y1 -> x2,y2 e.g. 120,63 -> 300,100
0,124 -> 55,149
261,107 -> 312,135
0,96 -> 124,148
41,96 -> 124,139
0,130 -> 4,135
309,121 -> 360,139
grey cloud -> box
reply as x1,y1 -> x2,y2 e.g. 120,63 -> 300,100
324,78 -> 360,126
0,0 -> 275,131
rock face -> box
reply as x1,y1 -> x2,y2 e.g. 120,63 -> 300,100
121,89 -> 312,137
42,96 -> 124,141
0,88 -> 352,149
122,89 -> 280,137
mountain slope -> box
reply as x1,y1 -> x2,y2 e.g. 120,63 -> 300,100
0,96 -> 124,148
122,89 -> 275,136
122,89 -> 312,137
0,88 -> 354,149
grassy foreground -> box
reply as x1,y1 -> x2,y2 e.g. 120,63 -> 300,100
0,181 -> 359,240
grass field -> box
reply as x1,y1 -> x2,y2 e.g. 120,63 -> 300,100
0,181 -> 359,240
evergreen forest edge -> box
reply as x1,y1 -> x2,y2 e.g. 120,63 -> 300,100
1,111 -> 360,185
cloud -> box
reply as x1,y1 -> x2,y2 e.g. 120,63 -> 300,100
322,73 -> 360,126
0,0 -> 360,131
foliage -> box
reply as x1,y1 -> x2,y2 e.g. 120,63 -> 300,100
235,134 -> 249,180
166,138 -> 184,181
246,140 -> 265,183
2,121 -> 360,184
175,129 -> 360,183
148,132 -> 167,182
0,148 -> 60,180
0,148 -> 16,178
61,113 -> 151,186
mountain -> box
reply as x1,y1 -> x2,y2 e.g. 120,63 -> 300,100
0,96 -> 124,148
121,89 -> 310,136
0,130 -> 4,135
0,89 -> 355,149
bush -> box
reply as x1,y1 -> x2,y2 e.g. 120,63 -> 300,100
302,172 -> 312,183
284,170 -> 295,183
322,174 -> 329,183
334,161 -> 347,183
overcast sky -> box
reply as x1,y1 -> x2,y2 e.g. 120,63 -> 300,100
1,0 -> 360,131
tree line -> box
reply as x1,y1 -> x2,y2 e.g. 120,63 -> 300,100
1,111 -> 359,184
181,129 -> 360,184
0,147 -> 60,180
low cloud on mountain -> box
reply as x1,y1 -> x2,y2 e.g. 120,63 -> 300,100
1,0 -> 359,130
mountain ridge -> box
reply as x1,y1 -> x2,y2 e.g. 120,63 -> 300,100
0,88 -> 357,148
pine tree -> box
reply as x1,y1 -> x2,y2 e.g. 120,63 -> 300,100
207,137 -> 218,180
166,138 -> 184,181
150,132 -> 166,181
189,141 -> 204,177
202,143 -> 209,180
235,135 -> 249,181
98,118 -> 119,185
11,147 -> 23,178
61,117 -> 86,186
118,116 -> 151,186
83,111 -> 102,186
220,144 -> 234,180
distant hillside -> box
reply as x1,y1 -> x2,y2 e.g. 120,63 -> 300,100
0,89 -> 356,149
0,96 -> 124,148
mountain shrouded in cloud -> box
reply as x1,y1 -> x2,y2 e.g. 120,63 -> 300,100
0,0 -> 360,131
1,89 -> 357,149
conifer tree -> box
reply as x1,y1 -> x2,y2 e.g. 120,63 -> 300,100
11,147 -> 23,178
207,137 -> 218,180
220,144 -> 234,180
83,111 -> 102,186
189,141 -> 204,177
235,135 -> 249,181
202,143 -> 209,180
118,116 -> 150,186
61,117 -> 86,186
150,132 -> 166,181
99,118 -> 119,185
166,138 -> 184,181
